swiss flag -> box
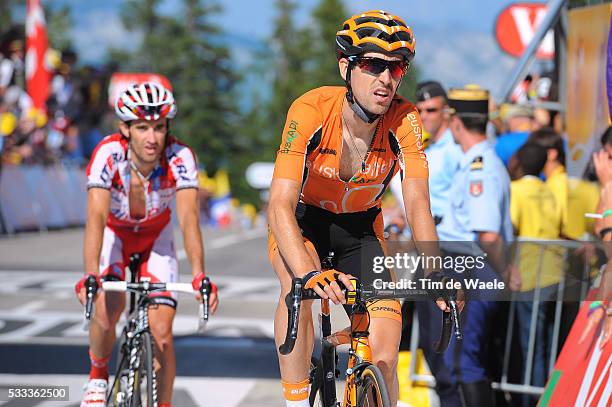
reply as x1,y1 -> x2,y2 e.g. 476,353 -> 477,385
25,0 -> 51,110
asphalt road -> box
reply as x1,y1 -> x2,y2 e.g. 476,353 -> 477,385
0,225 -> 354,407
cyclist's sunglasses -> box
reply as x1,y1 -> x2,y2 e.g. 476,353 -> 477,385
351,57 -> 409,79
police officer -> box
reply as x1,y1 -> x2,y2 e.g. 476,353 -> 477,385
437,86 -> 513,406
416,81 -> 463,224
410,81 -> 464,406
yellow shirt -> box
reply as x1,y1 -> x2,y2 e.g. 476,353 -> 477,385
546,166 -> 600,239
510,176 -> 563,290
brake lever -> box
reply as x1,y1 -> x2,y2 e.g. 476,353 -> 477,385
82,275 -> 98,331
198,277 -> 211,332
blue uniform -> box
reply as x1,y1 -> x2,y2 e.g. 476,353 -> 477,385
426,128 -> 462,219
436,139 -> 512,385
438,140 -> 513,244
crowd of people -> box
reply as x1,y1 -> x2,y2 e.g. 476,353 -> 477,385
0,39 -> 115,168
380,78 -> 610,406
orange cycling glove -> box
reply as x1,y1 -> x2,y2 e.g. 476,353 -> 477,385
302,269 -> 344,290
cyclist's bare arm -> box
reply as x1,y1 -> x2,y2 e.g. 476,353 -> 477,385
79,188 -> 111,304
268,178 -> 351,304
176,188 -> 218,312
401,177 -> 437,242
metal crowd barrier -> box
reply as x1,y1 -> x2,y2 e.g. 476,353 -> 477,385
406,238 -> 601,399
0,165 -> 87,234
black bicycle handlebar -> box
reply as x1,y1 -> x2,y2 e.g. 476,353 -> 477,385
279,277 -> 462,356
199,276 -> 213,323
279,277 -> 357,355
432,289 -> 462,353
279,278 -> 304,355
84,275 -> 98,320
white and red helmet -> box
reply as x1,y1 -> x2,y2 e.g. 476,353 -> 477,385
115,82 -> 177,122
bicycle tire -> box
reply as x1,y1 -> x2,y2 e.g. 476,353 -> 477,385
131,332 -> 157,407
355,365 -> 391,407
107,336 -> 129,407
309,357 -> 324,407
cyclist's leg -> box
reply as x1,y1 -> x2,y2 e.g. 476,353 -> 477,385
89,226 -> 126,380
269,227 -> 320,406
142,221 -> 178,406
368,305 -> 401,403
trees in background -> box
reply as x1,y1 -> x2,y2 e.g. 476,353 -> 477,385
114,0 -> 240,174
1,0 -> 421,205
246,0 -> 421,165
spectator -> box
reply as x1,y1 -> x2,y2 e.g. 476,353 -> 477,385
0,40 -> 25,101
494,103 -> 535,167
510,142 -> 563,406
529,128 -> 600,240
582,139 -> 612,350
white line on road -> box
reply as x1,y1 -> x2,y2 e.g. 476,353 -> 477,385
177,228 -> 266,260
11,299 -> 47,313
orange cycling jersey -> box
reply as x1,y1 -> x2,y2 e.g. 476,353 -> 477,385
273,86 -> 428,213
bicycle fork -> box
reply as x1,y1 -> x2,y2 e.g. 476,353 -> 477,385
317,299 -> 340,406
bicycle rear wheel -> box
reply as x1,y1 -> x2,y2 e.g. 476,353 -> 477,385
131,332 -> 157,407
355,365 -> 390,407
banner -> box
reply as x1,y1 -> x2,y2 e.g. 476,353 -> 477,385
108,73 -> 173,107
25,0 -> 51,110
495,3 -> 554,60
566,3 -> 612,177
538,294 -> 611,406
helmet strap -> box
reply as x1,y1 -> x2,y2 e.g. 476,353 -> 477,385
345,59 -> 380,124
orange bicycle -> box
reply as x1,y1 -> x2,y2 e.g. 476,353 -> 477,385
279,255 -> 462,407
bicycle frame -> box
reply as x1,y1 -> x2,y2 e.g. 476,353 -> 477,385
111,255 -> 157,405
113,290 -> 156,404
311,283 -> 379,407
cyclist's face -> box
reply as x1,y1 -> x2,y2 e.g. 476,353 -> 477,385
417,96 -> 447,136
121,119 -> 168,163
340,52 -> 405,115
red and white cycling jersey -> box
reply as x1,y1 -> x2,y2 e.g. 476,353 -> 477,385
86,133 -> 199,231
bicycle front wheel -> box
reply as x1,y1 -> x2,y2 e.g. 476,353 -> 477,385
132,332 -> 157,407
355,365 -> 390,407
107,334 -> 129,407
309,357 -> 324,407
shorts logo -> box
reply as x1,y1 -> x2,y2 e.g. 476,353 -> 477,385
370,306 -> 401,315
320,148 -> 337,155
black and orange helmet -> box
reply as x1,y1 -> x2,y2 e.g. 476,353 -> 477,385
335,10 -> 415,62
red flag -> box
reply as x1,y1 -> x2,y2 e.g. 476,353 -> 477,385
25,0 -> 51,110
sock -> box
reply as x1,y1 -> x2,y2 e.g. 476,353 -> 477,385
282,378 -> 310,407
88,350 -> 110,380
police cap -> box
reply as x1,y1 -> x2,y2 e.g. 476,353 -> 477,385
447,85 -> 489,119
416,81 -> 447,102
